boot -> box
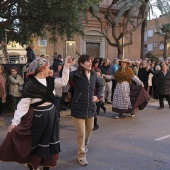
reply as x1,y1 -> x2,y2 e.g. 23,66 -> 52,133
93,118 -> 99,130
100,101 -> 106,113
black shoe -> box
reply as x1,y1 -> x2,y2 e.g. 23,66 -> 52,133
157,107 -> 164,110
107,102 -> 112,104
103,107 -> 106,113
93,124 -> 99,130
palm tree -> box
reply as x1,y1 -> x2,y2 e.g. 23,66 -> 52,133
155,23 -> 170,60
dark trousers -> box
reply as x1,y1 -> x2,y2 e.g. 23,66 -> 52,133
96,101 -> 106,116
153,86 -> 159,99
158,94 -> 170,108
111,79 -> 117,101
11,96 -> 21,112
144,82 -> 148,92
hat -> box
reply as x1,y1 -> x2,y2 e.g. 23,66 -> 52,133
27,57 -> 49,76
119,58 -> 130,64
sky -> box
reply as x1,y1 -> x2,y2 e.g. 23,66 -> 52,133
150,9 -> 162,19
149,0 -> 169,19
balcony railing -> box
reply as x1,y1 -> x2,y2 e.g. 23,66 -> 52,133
0,55 -> 27,64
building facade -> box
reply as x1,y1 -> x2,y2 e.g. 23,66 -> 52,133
144,15 -> 170,59
31,1 -> 142,63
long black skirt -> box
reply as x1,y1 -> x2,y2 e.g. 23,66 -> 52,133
32,104 -> 60,158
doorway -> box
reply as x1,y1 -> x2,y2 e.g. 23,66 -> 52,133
86,42 -> 100,58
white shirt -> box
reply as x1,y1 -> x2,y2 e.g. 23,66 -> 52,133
12,67 -> 70,126
86,72 -> 91,80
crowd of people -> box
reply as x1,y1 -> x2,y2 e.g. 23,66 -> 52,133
0,48 -> 170,169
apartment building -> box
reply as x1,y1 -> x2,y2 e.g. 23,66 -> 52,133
144,15 -> 170,59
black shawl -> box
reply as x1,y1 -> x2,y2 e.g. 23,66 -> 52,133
22,76 -> 55,106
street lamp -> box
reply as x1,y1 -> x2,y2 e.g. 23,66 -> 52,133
5,29 -> 10,44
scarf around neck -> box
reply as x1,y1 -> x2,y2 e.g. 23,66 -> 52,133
22,76 -> 55,104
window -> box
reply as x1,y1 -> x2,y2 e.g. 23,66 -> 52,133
154,43 -> 158,48
148,29 -> 153,37
160,43 -> 164,50
147,43 -> 153,51
38,40 -> 47,46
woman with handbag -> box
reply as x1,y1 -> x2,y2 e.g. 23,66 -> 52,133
8,67 -> 24,112
0,56 -> 72,170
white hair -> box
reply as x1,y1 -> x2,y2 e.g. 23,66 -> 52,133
155,65 -> 160,70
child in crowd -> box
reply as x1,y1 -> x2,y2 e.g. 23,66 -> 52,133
48,69 -> 54,77
93,69 -> 106,130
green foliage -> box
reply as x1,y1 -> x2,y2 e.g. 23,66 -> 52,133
161,23 -> 170,34
145,52 -> 159,62
0,0 -> 101,43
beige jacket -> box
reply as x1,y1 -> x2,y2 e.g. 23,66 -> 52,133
8,75 -> 24,97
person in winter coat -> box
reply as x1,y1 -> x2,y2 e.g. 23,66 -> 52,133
157,64 -> 170,109
52,54 -> 63,72
110,58 -> 119,100
152,65 -> 161,99
92,59 -> 99,71
8,67 -> 24,112
69,54 -> 102,166
26,43 -> 36,63
99,58 -> 112,104
138,61 -> 154,91
93,69 -> 106,130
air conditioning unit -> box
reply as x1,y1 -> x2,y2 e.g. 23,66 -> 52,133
38,40 -> 47,46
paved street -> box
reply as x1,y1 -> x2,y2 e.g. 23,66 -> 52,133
0,100 -> 170,170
